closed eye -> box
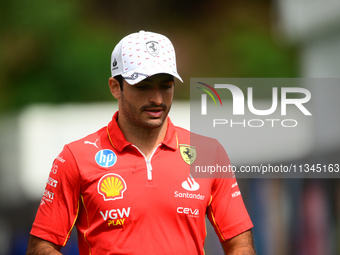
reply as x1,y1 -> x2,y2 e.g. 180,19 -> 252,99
160,83 -> 174,89
134,84 -> 149,90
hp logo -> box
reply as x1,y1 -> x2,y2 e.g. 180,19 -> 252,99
95,150 -> 117,167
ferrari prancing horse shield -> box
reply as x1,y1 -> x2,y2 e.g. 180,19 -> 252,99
179,145 -> 197,165
146,41 -> 159,57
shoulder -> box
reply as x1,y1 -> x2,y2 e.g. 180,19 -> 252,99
56,126 -> 109,173
66,126 -> 108,151
174,126 -> 232,178
174,125 -> 220,148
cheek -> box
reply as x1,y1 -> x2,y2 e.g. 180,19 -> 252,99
163,89 -> 174,101
121,93 -> 146,115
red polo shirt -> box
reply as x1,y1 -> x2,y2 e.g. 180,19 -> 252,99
30,111 -> 253,254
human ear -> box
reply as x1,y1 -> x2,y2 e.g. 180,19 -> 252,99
108,77 -> 121,99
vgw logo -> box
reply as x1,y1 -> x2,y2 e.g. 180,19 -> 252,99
196,82 -> 312,128
95,149 -> 117,167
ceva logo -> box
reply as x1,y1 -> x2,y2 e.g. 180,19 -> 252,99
177,207 -> 200,217
95,149 -> 117,167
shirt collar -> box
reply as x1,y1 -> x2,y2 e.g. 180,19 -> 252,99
107,111 -> 178,152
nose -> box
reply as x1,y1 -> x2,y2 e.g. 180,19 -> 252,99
149,87 -> 163,105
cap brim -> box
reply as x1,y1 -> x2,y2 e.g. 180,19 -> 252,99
121,65 -> 183,85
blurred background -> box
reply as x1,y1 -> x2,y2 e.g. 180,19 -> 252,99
0,0 -> 339,254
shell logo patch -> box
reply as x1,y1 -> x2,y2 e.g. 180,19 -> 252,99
98,173 -> 127,201
179,144 -> 197,165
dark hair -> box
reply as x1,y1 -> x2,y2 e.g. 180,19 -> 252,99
114,75 -> 124,91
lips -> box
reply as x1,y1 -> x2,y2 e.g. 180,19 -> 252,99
144,108 -> 164,118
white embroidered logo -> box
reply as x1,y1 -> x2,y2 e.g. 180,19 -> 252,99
84,139 -> 99,148
182,175 -> 200,191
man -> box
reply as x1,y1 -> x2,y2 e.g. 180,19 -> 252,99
27,30 -> 255,254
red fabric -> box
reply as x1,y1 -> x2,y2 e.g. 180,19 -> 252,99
30,111 -> 253,254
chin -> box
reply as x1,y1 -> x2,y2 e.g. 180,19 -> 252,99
144,119 -> 165,129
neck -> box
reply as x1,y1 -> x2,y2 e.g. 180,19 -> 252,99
118,117 -> 168,158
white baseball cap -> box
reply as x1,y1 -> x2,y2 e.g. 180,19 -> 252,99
111,30 -> 183,85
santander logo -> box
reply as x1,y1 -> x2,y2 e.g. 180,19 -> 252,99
182,175 -> 200,191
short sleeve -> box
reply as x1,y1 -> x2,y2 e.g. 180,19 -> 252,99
30,145 -> 81,246
207,142 -> 253,241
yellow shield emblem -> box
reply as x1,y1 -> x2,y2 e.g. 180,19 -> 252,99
179,144 -> 197,165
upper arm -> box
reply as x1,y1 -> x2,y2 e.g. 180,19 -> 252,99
206,141 -> 253,242
26,235 -> 62,255
221,230 -> 256,255
207,176 -> 253,241
30,145 -> 82,246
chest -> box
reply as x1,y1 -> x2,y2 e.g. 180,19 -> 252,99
76,146 -> 212,227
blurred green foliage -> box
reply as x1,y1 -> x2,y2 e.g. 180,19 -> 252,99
0,0 -> 297,112
0,0 -> 119,111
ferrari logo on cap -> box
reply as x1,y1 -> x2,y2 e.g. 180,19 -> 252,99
146,41 -> 159,57
180,144 -> 197,165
